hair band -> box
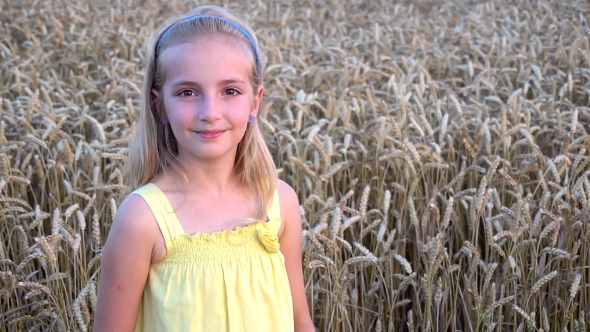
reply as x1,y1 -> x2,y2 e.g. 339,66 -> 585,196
155,15 -> 260,76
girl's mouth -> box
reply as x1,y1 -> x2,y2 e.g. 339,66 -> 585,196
195,130 -> 225,139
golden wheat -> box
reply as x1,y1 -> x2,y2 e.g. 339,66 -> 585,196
1,0 -> 589,331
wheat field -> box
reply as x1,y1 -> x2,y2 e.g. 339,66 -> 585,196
1,0 -> 589,331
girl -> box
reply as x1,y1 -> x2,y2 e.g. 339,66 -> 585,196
94,5 -> 315,332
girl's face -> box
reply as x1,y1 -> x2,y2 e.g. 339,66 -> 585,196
154,35 -> 262,164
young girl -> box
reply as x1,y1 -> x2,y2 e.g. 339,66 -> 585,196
94,5 -> 315,332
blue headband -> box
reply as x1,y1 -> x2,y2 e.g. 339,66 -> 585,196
155,15 -> 260,77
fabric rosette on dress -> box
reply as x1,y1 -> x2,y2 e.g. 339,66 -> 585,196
257,228 -> 280,253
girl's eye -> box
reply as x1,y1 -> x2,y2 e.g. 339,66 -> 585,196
224,88 -> 240,96
178,90 -> 196,97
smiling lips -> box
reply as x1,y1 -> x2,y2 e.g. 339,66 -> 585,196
194,130 -> 226,139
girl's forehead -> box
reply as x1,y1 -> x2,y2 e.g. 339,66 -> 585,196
158,37 -> 255,88
160,35 -> 254,77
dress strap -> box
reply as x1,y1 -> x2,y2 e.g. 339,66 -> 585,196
132,183 -> 185,243
266,189 -> 281,232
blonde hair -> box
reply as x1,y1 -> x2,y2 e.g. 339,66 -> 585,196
125,5 -> 277,220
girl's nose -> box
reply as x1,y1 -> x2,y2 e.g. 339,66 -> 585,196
198,95 -> 223,122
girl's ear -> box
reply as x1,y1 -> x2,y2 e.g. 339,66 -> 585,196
151,88 -> 159,99
250,85 -> 264,117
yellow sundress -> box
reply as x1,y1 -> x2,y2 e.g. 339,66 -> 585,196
132,183 -> 294,332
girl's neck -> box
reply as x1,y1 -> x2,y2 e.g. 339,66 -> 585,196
165,157 -> 240,197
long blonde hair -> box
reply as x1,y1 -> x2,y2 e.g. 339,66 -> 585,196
125,5 -> 277,220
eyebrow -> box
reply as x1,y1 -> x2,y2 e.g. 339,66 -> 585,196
220,78 -> 247,86
170,78 -> 247,89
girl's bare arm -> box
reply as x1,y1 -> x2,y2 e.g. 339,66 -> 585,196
94,195 -> 159,332
278,180 -> 316,332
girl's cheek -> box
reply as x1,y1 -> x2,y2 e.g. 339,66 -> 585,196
168,101 -> 195,122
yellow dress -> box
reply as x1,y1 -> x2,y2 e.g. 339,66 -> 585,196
132,183 -> 294,332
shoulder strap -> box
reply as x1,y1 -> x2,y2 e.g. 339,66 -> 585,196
266,188 -> 281,232
132,183 -> 185,242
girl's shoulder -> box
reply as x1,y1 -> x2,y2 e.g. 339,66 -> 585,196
276,180 -> 300,238
119,186 -> 157,220
276,179 -> 298,207
107,186 -> 162,247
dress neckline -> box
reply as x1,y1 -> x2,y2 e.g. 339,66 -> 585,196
146,183 -> 266,239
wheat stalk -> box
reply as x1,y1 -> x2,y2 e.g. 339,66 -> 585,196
394,254 -> 413,275
569,273 -> 581,299
531,271 -> 558,294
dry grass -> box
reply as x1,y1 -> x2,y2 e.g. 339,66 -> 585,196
1,0 -> 589,331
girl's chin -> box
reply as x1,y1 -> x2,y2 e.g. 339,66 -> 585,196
177,149 -> 238,162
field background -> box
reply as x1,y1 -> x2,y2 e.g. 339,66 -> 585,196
1,0 -> 589,331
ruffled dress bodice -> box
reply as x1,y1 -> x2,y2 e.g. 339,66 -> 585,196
132,183 -> 294,332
